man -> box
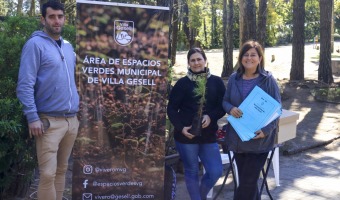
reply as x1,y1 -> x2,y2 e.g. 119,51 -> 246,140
16,1 -> 79,199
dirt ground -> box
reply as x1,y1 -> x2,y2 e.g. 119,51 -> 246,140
25,43 -> 340,199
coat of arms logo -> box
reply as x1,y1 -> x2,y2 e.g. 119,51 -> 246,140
114,20 -> 134,46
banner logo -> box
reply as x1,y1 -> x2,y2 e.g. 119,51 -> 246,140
114,20 -> 134,46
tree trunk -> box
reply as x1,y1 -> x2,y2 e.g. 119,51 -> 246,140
319,0 -> 334,84
222,0 -> 228,77
204,18 -> 208,45
331,1 -> 335,53
182,0 -> 192,48
239,0 -> 245,46
239,0 -> 256,46
28,0 -> 36,16
257,0 -> 267,47
227,0 -> 234,74
170,0 -> 179,65
290,0 -> 306,80
211,0 -> 218,48
221,0 -> 234,78
17,0 -> 23,15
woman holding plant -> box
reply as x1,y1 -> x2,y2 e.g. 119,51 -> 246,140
167,47 -> 226,200
222,40 -> 281,200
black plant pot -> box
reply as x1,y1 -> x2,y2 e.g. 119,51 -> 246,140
190,115 -> 202,136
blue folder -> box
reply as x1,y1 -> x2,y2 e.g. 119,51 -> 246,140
227,86 -> 282,141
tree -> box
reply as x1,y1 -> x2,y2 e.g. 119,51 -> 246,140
181,0 -> 203,48
17,0 -> 23,15
265,0 -> 293,46
28,0 -> 36,16
221,0 -> 234,78
239,0 -> 256,45
222,0 -> 227,77
182,0 -> 192,47
290,0 -> 306,80
0,0 -> 8,15
334,0 -> 340,33
170,0 -> 179,65
257,0 -> 267,46
319,0 -> 334,84
305,0 -> 320,42
211,0 -> 218,48
64,0 -> 76,25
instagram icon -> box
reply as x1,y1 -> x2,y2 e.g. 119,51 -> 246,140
83,165 -> 93,174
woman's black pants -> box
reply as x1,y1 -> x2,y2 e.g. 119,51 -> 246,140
233,152 -> 269,200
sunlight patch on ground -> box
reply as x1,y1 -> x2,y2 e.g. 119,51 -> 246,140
278,176 -> 340,200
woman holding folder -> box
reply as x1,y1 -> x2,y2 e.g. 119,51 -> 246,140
222,40 -> 281,200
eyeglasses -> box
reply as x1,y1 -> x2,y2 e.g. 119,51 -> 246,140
243,54 -> 258,58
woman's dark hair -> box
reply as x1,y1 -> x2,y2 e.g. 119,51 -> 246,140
237,40 -> 265,74
187,47 -> 207,63
41,0 -> 64,18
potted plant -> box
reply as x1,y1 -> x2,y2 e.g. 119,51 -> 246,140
190,74 -> 208,136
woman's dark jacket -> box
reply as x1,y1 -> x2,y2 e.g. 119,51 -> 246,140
222,70 -> 282,153
167,74 -> 226,144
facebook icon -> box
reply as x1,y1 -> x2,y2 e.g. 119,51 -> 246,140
83,179 -> 89,188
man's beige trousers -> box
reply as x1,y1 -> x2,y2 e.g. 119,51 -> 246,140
36,115 -> 79,200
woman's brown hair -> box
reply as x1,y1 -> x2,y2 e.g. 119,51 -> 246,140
237,40 -> 265,75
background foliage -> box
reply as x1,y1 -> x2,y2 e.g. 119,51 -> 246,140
1,0 -> 339,49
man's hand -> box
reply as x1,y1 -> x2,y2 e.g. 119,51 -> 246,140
28,120 -> 44,138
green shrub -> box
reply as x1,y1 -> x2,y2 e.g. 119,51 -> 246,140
0,78 -> 35,198
0,17 -> 38,82
63,23 -> 76,47
0,97 -> 35,198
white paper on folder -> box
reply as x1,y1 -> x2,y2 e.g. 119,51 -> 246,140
227,86 -> 282,141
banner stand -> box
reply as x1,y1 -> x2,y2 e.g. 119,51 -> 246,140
73,1 -> 169,199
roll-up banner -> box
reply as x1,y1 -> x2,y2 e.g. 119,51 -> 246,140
73,1 -> 169,199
